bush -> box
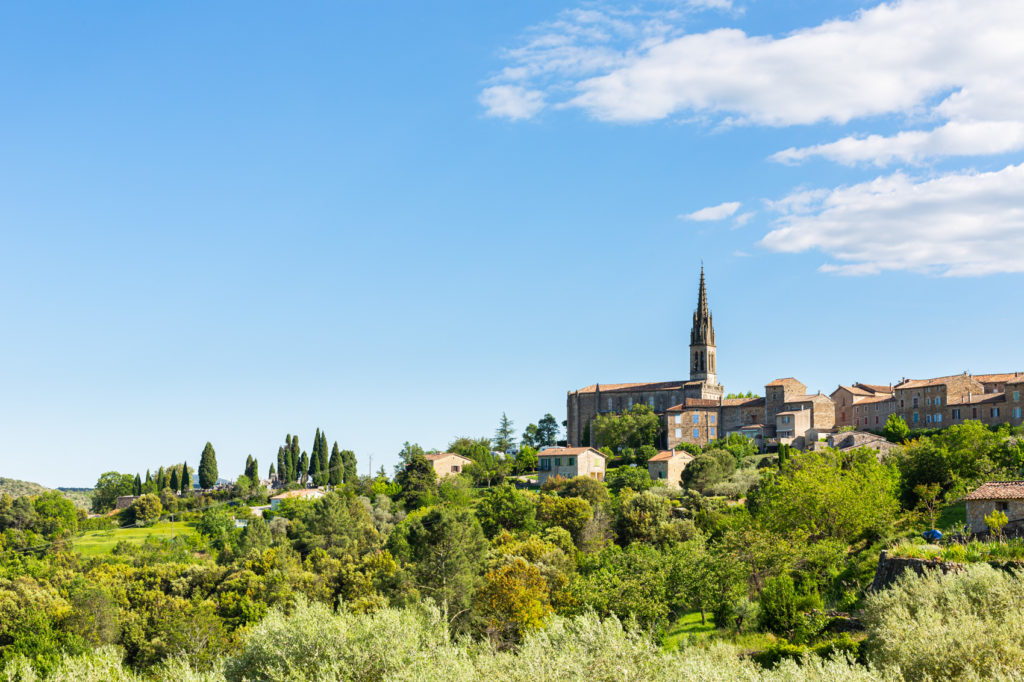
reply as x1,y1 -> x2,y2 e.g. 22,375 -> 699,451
752,641 -> 808,669
758,574 -> 799,634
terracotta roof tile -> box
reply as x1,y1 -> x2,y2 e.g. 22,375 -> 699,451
974,373 -> 1023,384
766,377 -> 805,387
573,380 -> 688,394
537,447 -> 607,459
424,452 -> 472,462
965,481 -> 1024,501
896,374 -> 971,389
856,383 -> 894,394
721,397 -> 765,407
666,399 -> 720,411
947,393 -> 1006,406
648,450 -> 694,463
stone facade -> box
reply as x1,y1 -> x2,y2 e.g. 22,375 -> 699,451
647,450 -> 693,488
424,453 -> 473,479
831,383 -> 894,429
537,447 -> 606,486
964,481 -> 1024,533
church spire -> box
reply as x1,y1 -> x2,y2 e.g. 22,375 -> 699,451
690,266 -> 715,346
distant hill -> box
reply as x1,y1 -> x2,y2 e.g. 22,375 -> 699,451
0,477 -> 94,510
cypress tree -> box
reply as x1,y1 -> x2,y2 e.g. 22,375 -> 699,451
133,473 -> 142,496
318,431 -> 329,485
244,454 -> 254,480
342,449 -> 358,483
299,451 -> 309,486
289,435 -> 300,482
169,468 -> 180,492
309,429 -> 321,482
276,446 -> 286,482
181,461 -> 190,493
269,462 -> 276,479
199,442 -> 218,489
157,466 -> 166,490
328,442 -> 343,486
250,457 -> 259,486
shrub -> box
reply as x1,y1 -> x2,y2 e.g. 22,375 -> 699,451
758,574 -> 799,634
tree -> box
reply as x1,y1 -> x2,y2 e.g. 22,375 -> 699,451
475,484 -> 536,537
464,450 -> 509,487
181,460 -> 191,493
475,558 -> 552,646
883,414 -> 910,443
521,424 -> 539,450
513,446 -> 538,474
914,482 -> 943,529
128,494 -> 162,526
758,573 -> 799,634
404,505 -> 488,626
537,413 -> 560,447
538,495 -> 592,543
493,413 -> 516,453
132,473 -> 142,496
591,405 -> 662,452
298,452 -> 309,486
199,442 -> 219,489
341,448 -> 358,483
249,457 -> 259,487
561,475 -> 611,512
635,445 -> 657,466
91,472 -> 136,513
395,452 -> 438,509
268,462 -> 276,480
328,443 -> 343,486
985,509 -> 1009,540
618,490 -> 671,544
606,466 -> 654,494
169,468 -> 180,493
681,454 -> 727,494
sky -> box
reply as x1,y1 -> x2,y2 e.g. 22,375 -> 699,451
2,0 -> 1023,487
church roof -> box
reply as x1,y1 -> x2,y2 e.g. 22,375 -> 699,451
573,380 -> 689,394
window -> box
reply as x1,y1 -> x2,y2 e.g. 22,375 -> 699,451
452,465 -> 460,473
1014,407 -> 1022,419
900,399 -> 904,408
1015,391 -> 1021,402
992,408 -> 1001,418
674,415 -> 681,424
627,398 -> 633,409
926,397 -> 931,406
709,427 -> 716,438
953,408 -> 961,420
540,458 -> 551,471
875,416 -> 880,425
935,414 -> 942,423
607,398 -> 612,411
648,397 -> 654,407
998,501 -> 1010,511
659,470 -> 666,479
692,414 -> 699,424
913,412 -> 919,423
972,407 -> 978,418
710,414 -> 716,424
568,457 -> 575,466
692,428 -> 700,439
926,414 -> 932,424
675,428 -> 682,439
913,397 -> 919,408
554,458 -> 561,466
935,397 -> 941,406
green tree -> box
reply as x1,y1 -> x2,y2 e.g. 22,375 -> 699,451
341,449 -> 358,483
91,471 -> 136,513
475,557 -> 552,646
513,446 -> 539,474
328,442 -> 343,486
464,450 -> 509,487
914,482 -> 943,529
493,413 -> 516,453
298,451 -> 309,486
128,494 -> 162,526
561,475 -> 611,512
591,404 -> 662,452
985,509 -> 1009,540
169,468 -> 180,493
32,491 -> 79,537
181,460 -> 191,493
521,424 -> 539,450
682,454 -> 727,494
395,452 -> 438,509
132,473 -> 142,496
537,413 -> 560,446
606,466 -> 654,494
538,494 -> 592,543
758,573 -> 799,634
475,484 -> 537,537
404,505 -> 488,626
199,442 -> 218,489
883,414 -> 910,443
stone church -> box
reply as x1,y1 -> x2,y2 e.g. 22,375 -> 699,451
565,268 -> 835,450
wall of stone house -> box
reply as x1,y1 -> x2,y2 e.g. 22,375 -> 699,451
809,397 -> 836,430
721,404 -> 763,432
666,408 -> 718,449
833,389 -> 857,427
966,498 -> 1024,533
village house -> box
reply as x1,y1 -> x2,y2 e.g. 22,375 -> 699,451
964,481 -> 1024,534
831,383 -> 895,429
269,487 -> 325,510
646,450 -> 693,488
537,447 -> 606,486
424,452 -> 473,479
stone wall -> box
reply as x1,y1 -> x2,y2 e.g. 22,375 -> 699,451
869,550 -> 967,592
966,498 -> 1024,533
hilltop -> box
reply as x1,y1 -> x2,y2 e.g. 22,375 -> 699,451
0,476 -> 93,510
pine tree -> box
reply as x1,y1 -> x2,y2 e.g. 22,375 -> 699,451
328,442 -> 343,486
181,461 -> 190,493
199,442 -> 218,489
133,473 -> 142,496
493,412 -> 516,453
169,468 -> 180,492
299,452 -> 309,486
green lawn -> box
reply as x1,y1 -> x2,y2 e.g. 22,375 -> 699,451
938,500 -> 966,530
74,521 -> 196,556
662,611 -> 777,653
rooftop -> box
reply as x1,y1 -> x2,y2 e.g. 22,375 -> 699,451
537,447 -> 606,459
648,450 -> 694,463
895,373 -> 971,389
424,452 -> 472,462
766,377 -> 805,387
573,380 -> 688,394
965,481 -> 1024,501
974,372 -> 1024,384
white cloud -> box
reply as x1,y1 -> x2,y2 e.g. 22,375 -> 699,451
479,85 -> 546,120
759,163 -> 1024,276
732,211 -> 755,227
681,201 -> 740,221
485,0 -> 1024,165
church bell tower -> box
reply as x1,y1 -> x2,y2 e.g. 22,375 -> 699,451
689,267 -> 717,385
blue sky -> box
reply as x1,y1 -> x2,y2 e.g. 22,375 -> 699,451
2,1 -> 1022,486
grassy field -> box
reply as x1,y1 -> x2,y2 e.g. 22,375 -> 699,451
74,520 -> 197,556
661,611 -> 776,652
938,500 -> 966,529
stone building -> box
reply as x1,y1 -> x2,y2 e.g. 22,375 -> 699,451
647,450 -> 694,488
424,453 -> 472,479
566,268 -> 723,447
536,447 -> 606,486
965,481 -> 1024,534
831,383 -> 894,428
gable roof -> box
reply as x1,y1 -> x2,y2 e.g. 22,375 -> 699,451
648,450 -> 695,463
974,372 -> 1023,384
856,383 -> 893,394
424,452 -> 473,463
537,447 -> 607,459
965,481 -> 1024,501
573,380 -> 688,394
721,397 -> 765,407
895,374 -> 972,389
947,393 -> 1006,405
766,377 -> 805,388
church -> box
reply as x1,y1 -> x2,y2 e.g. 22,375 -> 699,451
565,268 -> 835,450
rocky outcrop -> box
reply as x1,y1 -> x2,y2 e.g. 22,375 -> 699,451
869,550 -> 967,591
